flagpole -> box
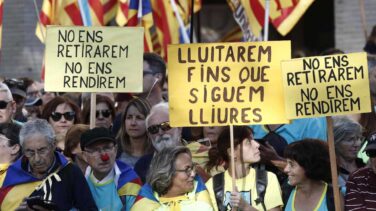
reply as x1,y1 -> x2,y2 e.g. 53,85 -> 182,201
170,0 -> 190,43
263,0 -> 270,41
32,0 -> 46,42
189,0 -> 194,43
77,0 -> 96,129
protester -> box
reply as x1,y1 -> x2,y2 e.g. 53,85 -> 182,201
117,97 -> 153,167
345,132 -> 376,210
41,96 -> 81,151
0,83 -> 22,149
250,118 -> 327,183
135,53 -> 166,106
63,124 -> 90,173
283,139 -> 335,211
0,119 -> 97,210
81,127 -> 142,210
333,116 -> 365,194
131,146 -> 214,210
3,78 -> 27,122
0,133 -> 21,186
206,126 -> 283,211
81,94 -> 116,129
134,102 -> 209,183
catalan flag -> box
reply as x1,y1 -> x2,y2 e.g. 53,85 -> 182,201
151,0 -> 184,59
128,0 -> 155,52
36,0 -> 117,42
177,0 -> 202,23
228,0 -> 314,38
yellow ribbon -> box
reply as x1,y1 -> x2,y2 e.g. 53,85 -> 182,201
159,195 -> 189,211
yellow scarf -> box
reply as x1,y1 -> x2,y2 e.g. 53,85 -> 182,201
159,195 -> 189,211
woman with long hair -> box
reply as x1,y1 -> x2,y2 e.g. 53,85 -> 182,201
117,97 -> 153,167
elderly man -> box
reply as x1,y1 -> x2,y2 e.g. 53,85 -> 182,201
0,129 -> 22,186
0,82 -> 22,128
81,127 -> 142,211
134,102 -> 209,183
0,119 -> 97,210
345,132 -> 376,210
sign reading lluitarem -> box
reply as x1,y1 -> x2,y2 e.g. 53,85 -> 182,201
44,26 -> 143,93
168,41 -> 291,127
281,52 -> 371,119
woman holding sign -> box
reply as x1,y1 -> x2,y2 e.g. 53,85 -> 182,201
206,126 -> 283,211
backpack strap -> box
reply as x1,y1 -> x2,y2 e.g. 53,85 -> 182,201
213,172 -> 225,211
255,168 -> 267,211
326,184 -> 335,211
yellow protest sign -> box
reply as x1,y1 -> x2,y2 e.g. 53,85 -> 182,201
168,41 -> 291,127
281,52 -> 371,119
44,26 -> 143,93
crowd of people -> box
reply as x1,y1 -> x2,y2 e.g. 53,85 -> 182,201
0,31 -> 376,211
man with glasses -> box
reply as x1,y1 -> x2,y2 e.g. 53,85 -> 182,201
135,53 -> 166,106
81,127 -> 142,211
0,83 -> 22,149
345,132 -> 376,210
0,119 -> 97,210
134,102 -> 210,183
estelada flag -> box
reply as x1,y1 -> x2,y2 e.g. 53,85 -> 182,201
229,0 -> 314,37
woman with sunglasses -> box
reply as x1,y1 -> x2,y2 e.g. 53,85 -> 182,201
41,96 -> 81,151
131,146 -> 214,211
206,126 -> 283,211
116,97 -> 153,167
81,95 -> 116,130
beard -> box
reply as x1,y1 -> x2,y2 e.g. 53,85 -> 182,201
152,132 -> 181,152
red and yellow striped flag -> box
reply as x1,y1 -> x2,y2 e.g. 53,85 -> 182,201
229,0 -> 314,38
36,0 -> 117,42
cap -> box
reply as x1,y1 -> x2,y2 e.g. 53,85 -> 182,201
25,97 -> 43,107
80,127 -> 116,150
9,88 -> 26,98
365,132 -> 376,151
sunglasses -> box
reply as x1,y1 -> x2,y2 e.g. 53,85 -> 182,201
366,150 -> 376,158
96,110 -> 111,118
0,101 -> 10,109
147,121 -> 172,134
50,111 -> 75,122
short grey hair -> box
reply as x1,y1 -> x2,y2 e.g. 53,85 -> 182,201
333,116 -> 363,145
0,83 -> 13,101
145,102 -> 169,128
146,146 -> 191,196
19,119 -> 55,147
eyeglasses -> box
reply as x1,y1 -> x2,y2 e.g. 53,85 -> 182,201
366,150 -> 376,158
84,144 -> 115,157
0,101 -> 10,109
24,145 -> 52,158
50,111 -> 75,122
175,163 -> 197,176
143,71 -> 154,76
147,121 -> 172,134
96,110 -> 111,118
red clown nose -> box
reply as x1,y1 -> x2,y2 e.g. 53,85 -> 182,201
101,153 -> 110,161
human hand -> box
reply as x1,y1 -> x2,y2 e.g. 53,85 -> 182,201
230,187 -> 253,211
259,142 -> 283,164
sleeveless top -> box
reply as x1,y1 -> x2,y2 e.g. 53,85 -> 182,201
285,183 -> 328,211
